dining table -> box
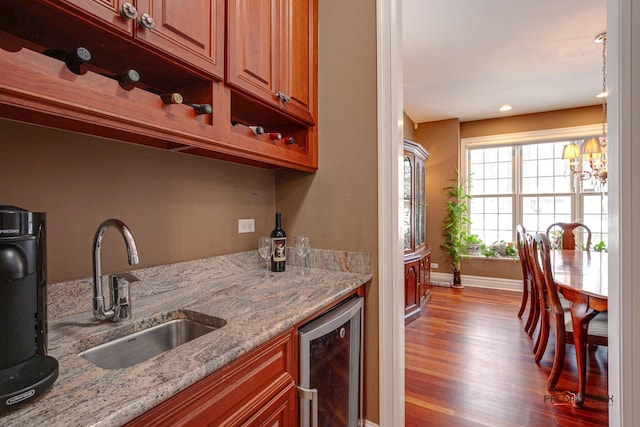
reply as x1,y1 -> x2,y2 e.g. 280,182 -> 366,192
550,249 -> 608,407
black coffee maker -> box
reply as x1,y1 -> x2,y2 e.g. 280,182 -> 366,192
0,206 -> 58,410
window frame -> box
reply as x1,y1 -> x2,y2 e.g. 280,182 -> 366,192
461,124 -> 606,245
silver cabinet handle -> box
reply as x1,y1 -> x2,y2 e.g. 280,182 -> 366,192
138,13 -> 155,30
275,91 -> 291,103
119,2 -> 138,21
297,386 -> 318,427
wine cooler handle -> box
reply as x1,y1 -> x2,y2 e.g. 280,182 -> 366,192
297,386 -> 318,427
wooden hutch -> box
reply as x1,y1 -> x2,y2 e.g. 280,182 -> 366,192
403,139 -> 431,324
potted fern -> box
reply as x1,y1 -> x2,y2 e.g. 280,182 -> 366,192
441,169 -> 472,288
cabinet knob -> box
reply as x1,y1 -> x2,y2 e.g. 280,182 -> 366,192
138,13 -> 156,30
276,91 -> 291,103
119,3 -> 138,21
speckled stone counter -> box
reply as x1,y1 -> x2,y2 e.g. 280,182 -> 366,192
0,249 -> 371,426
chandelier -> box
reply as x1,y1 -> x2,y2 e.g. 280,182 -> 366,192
562,32 -> 608,186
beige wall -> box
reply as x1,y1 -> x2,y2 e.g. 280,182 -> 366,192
461,105 -> 602,138
275,0 -> 380,421
407,105 -> 603,281
0,0 -> 381,421
413,119 -> 461,277
0,118 -> 276,283
403,112 -> 417,141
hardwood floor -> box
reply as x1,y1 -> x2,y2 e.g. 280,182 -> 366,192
405,286 -> 609,427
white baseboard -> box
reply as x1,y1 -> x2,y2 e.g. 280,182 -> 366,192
430,272 -> 522,292
363,420 -> 379,427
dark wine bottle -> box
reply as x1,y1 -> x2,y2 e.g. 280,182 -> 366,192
160,93 -> 184,104
43,47 -> 92,75
184,102 -> 213,115
113,69 -> 140,90
230,121 -> 265,135
270,212 -> 286,272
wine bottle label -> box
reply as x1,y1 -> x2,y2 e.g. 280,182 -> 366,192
272,237 -> 287,262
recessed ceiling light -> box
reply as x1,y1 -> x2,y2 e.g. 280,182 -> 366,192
499,105 -> 512,112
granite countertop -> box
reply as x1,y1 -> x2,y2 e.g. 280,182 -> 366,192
0,249 -> 371,426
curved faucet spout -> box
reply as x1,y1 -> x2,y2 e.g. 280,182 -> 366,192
92,219 -> 139,321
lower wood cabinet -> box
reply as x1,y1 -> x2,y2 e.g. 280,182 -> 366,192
404,259 -> 420,320
404,248 -> 431,325
125,287 -> 366,426
125,330 -> 297,427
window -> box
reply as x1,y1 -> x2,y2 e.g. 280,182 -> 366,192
462,126 -> 608,249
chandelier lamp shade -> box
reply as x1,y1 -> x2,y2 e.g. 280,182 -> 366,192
562,32 -> 608,186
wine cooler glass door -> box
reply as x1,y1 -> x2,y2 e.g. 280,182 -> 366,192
298,297 -> 363,427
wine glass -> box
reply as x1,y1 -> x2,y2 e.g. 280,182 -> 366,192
295,236 -> 311,275
258,237 -> 272,278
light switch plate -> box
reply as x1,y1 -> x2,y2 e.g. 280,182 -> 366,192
238,219 -> 255,233
431,263 -> 439,269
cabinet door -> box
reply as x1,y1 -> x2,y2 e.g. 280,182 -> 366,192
424,253 -> 431,288
415,156 -> 426,249
227,0 -> 315,124
136,0 -> 225,78
125,331 -> 295,426
279,0 -> 315,124
404,260 -> 419,319
227,0 -> 280,107
243,382 -> 297,427
403,154 -> 414,253
419,253 -> 430,302
50,0 -> 133,35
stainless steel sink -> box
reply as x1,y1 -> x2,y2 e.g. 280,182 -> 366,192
79,311 -> 226,369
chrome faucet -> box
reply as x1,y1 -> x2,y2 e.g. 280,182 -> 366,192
92,219 -> 140,322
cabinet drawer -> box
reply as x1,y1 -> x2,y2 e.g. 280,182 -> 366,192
126,330 -> 296,426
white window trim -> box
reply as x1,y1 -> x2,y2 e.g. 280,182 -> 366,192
461,124 -> 606,246
461,124 -> 603,145
460,124 -> 602,172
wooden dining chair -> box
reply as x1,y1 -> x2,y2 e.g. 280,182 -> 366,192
516,225 -> 538,337
546,222 -> 592,251
526,234 -> 551,361
526,233 -> 572,362
532,233 -> 608,391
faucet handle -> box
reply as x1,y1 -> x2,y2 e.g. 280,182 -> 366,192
109,272 -> 140,322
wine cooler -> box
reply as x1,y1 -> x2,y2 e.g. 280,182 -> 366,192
298,297 -> 363,427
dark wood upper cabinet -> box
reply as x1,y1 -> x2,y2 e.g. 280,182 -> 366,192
0,0 -> 318,171
282,0 -> 315,124
47,0 -> 225,79
135,0 -> 225,79
54,0 -> 133,35
227,0 -> 316,125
